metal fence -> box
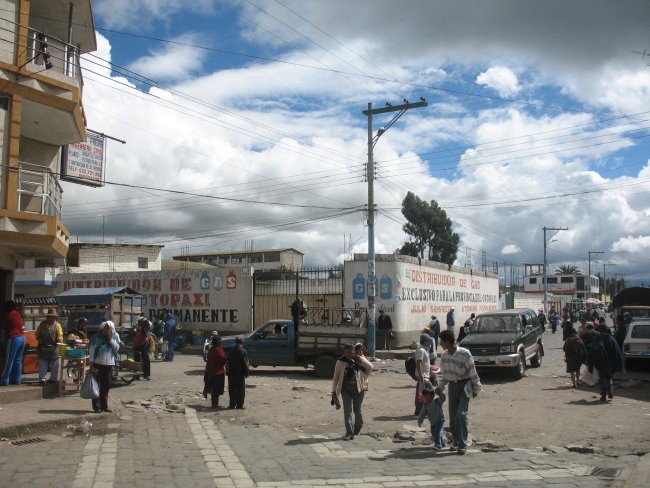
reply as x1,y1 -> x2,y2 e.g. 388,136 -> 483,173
253,266 -> 344,326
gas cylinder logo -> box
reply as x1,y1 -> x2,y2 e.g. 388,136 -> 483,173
352,273 -> 366,299
226,270 -> 237,289
214,273 -> 223,290
200,272 -> 210,290
379,274 -> 392,300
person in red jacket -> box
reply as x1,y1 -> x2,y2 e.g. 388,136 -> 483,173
204,334 -> 227,409
1,300 -> 25,386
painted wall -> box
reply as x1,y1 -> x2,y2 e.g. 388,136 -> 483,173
57,268 -> 254,333
344,256 -> 499,346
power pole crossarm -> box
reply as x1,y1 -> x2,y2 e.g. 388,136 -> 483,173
364,99 -> 427,355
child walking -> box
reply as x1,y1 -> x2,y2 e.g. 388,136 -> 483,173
417,378 -> 446,449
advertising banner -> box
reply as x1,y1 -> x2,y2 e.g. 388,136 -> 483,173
345,257 -> 499,335
61,130 -> 106,187
57,269 -> 253,332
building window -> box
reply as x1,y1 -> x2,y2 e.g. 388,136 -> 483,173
561,276 -> 574,283
547,277 -> 558,284
264,252 -> 280,262
529,277 -> 537,284
35,258 -> 55,268
138,257 -> 148,269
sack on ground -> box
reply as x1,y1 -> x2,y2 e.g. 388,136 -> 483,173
80,372 -> 99,399
580,364 -> 599,386
405,355 -> 417,380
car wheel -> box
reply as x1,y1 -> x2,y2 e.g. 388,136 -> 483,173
530,344 -> 543,368
512,351 -> 526,379
313,355 -> 337,378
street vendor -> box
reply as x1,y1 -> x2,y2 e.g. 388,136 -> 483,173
36,309 -> 63,384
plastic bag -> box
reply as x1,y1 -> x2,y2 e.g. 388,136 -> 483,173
580,364 -> 599,386
80,372 -> 99,399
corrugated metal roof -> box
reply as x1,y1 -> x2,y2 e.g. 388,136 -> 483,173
57,286 -> 141,305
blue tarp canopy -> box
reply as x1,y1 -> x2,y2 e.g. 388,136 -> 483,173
57,286 -> 141,305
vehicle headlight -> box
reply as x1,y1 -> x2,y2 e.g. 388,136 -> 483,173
499,345 -> 514,353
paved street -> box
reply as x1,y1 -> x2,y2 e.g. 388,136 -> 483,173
0,325 -> 648,488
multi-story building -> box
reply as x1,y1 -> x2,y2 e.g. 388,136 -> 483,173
14,243 -> 164,297
172,248 -> 304,272
522,263 -> 600,302
0,0 -> 96,303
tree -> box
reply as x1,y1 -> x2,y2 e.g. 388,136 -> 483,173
396,192 -> 460,266
555,264 -> 581,275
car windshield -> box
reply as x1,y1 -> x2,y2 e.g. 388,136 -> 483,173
470,315 -> 522,333
631,324 -> 650,339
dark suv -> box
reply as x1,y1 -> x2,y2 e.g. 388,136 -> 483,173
458,308 -> 543,379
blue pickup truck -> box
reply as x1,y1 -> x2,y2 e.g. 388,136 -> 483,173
204,319 -> 368,378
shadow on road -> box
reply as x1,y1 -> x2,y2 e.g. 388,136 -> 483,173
285,437 -> 333,446
368,446 -> 455,460
373,414 -> 415,421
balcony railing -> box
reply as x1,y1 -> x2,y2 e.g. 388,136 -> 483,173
16,162 -> 63,219
25,28 -> 84,91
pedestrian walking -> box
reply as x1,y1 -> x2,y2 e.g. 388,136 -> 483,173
35,309 -> 63,384
428,315 -> 441,349
163,312 -> 177,361
331,343 -> 373,440
414,333 -> 434,416
445,308 -> 455,332
133,319 -> 152,380
377,308 -> 393,350
88,321 -> 120,413
1,300 -> 25,386
204,334 -> 227,409
227,335 -> 249,409
436,329 -> 482,455
563,328 -> 587,387
587,326 -> 625,402
417,380 -> 446,449
537,309 -> 547,332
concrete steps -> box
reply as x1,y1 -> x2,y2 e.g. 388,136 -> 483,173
0,381 -> 62,404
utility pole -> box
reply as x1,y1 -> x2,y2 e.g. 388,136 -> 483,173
363,99 -> 427,355
588,251 -> 604,299
603,263 -> 616,301
543,226 -> 568,314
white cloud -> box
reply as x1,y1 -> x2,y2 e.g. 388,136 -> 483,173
127,35 -> 207,81
501,245 -> 521,255
476,66 -> 520,97
611,236 -> 650,253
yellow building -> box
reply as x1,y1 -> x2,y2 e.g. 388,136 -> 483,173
0,0 -> 96,302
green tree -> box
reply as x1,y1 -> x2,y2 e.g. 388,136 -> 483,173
397,192 -> 460,265
555,264 -> 581,275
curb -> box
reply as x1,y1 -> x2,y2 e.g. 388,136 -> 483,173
622,453 -> 650,488
0,409 -> 118,439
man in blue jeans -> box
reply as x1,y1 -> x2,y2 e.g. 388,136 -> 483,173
436,329 -> 482,455
163,312 -> 177,361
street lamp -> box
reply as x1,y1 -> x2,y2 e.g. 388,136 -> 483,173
543,226 -> 567,313
588,251 -> 604,298
603,263 -> 616,301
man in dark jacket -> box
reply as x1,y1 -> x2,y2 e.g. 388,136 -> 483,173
377,309 -> 393,351
227,336 -> 249,409
588,327 -> 625,402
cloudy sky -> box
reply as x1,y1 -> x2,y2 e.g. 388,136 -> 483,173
63,0 -> 650,286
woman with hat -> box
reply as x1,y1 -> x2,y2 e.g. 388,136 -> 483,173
35,309 -> 63,385
89,321 -> 120,413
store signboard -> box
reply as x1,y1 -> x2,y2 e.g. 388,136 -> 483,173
61,130 -> 106,187
57,269 -> 254,333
